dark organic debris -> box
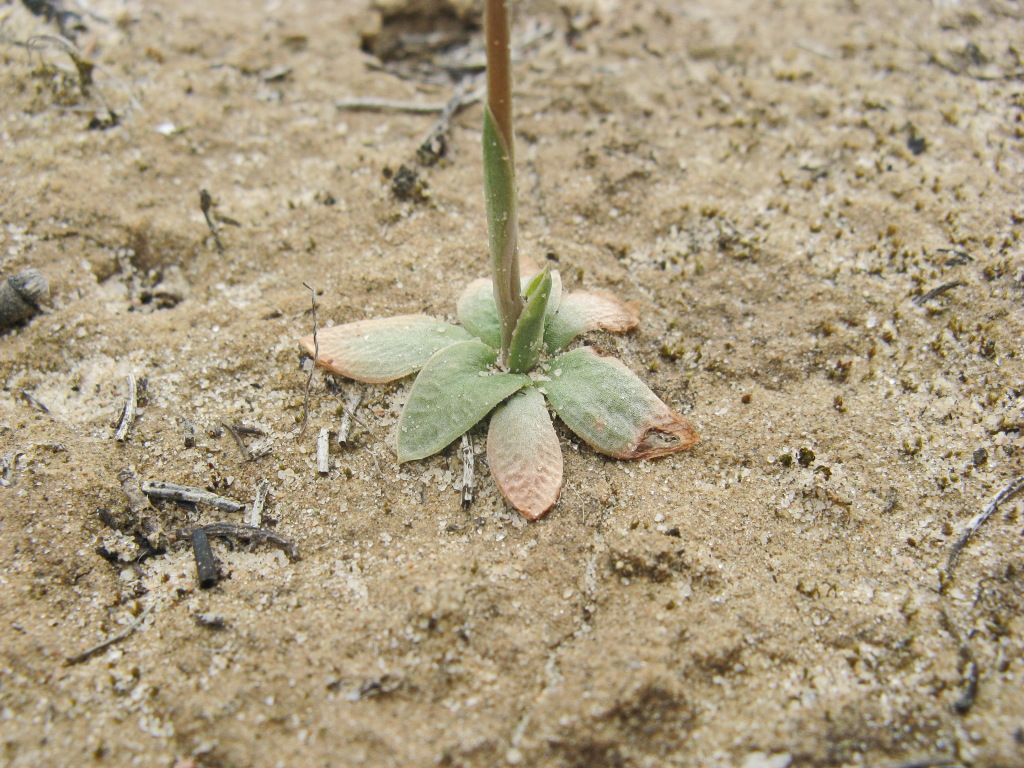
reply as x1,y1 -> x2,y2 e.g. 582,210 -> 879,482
192,527 -> 219,589
0,269 -> 49,329
387,164 -> 429,202
21,0 -> 86,38
202,522 -> 300,562
913,281 -> 965,306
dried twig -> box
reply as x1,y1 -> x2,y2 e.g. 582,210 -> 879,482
222,420 -> 253,461
953,656 -> 979,714
202,522 -> 300,561
914,281 -> 965,306
199,189 -> 223,253
114,373 -> 138,441
299,282 -> 319,437
335,96 -> 450,113
246,479 -> 270,527
317,428 -> 331,474
140,480 -> 244,513
945,476 -> 1024,582
118,468 -> 152,517
19,390 -> 50,412
338,391 -> 362,446
938,476 -> 1024,715
417,80 -> 484,165
110,469 -> 167,550
232,422 -> 267,436
460,433 -> 475,508
367,447 -> 398,490
66,604 -> 153,665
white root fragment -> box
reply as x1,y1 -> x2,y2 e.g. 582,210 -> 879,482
317,428 -> 330,475
460,434 -> 475,508
246,479 -> 270,527
114,374 -> 138,442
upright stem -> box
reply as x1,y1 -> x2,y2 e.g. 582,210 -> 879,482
485,0 -> 514,157
483,0 -> 522,363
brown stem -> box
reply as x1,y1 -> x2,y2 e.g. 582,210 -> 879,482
484,0 -> 522,362
485,0 -> 514,156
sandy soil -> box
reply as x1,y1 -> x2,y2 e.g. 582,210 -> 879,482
1,0 -> 1023,766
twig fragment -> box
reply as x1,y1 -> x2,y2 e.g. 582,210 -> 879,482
338,391 -> 361,446
335,96 -> 450,113
140,481 -> 244,513
914,281 -> 965,306
299,282 -> 319,437
460,433 -> 475,508
417,80 -> 484,166
202,522 -> 300,561
199,189 -> 223,253
246,479 -> 270,527
66,604 -> 153,665
317,427 -> 331,474
945,476 -> 1024,582
19,390 -> 50,412
118,468 -> 152,516
109,469 -> 167,551
222,420 -> 253,461
952,657 -> 979,714
192,527 -> 219,589
232,422 -> 267,436
114,373 -> 138,441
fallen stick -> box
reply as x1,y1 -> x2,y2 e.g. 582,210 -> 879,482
202,522 -> 300,561
222,420 -> 253,461
140,481 -> 244,513
66,604 -> 153,665
335,96 -> 449,113
946,475 -> 1024,582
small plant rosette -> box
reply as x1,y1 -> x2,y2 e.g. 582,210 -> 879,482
299,269 -> 699,520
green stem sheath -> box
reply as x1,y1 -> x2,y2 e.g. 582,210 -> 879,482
483,0 -> 521,363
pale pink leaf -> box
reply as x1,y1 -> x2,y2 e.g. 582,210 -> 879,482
487,387 -> 563,520
544,291 -> 640,352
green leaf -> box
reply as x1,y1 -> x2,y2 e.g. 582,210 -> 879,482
457,270 -> 563,351
487,387 -> 562,520
543,347 -> 699,459
483,105 -> 521,355
534,267 -> 562,323
397,340 -> 529,462
299,315 -> 473,383
456,278 -> 501,349
507,267 -> 553,373
544,291 -> 639,353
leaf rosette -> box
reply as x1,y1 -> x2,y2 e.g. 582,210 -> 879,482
299,267 -> 699,519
